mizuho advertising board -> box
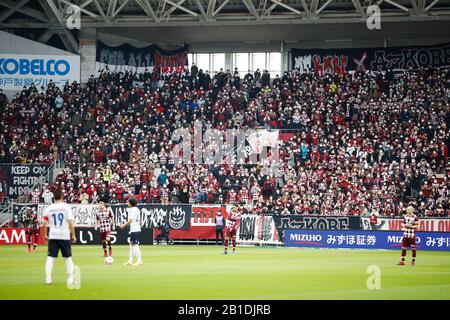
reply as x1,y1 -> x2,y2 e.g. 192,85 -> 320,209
0,54 -> 80,90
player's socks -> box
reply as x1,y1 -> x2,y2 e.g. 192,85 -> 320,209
65,257 -> 74,285
33,244 -> 37,252
45,257 -> 55,283
102,241 -> 107,256
401,249 -> 406,262
108,240 -> 112,256
412,249 -> 416,264
232,239 -> 236,252
134,246 -> 142,264
124,245 -> 134,265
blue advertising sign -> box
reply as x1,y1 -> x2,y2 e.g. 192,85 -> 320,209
285,230 -> 450,251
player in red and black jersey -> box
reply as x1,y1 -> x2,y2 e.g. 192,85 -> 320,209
24,207 -> 40,253
95,201 -> 115,257
224,206 -> 241,254
398,206 -> 419,266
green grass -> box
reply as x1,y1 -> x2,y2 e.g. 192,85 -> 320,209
0,245 -> 449,300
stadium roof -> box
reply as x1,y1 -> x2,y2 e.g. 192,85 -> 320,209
1,0 -> 450,28
1,1 -> 450,52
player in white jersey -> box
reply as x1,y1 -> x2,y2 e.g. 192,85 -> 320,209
120,197 -> 142,266
42,188 -> 76,285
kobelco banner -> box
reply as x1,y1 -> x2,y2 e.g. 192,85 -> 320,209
0,54 -> 80,90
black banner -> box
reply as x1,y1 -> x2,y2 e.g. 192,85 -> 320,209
75,227 -> 153,245
291,42 -> 450,74
238,215 -> 257,241
96,41 -> 188,73
5,164 -> 51,198
272,215 -> 361,241
112,204 -> 192,230
37,203 -> 192,230
12,203 -> 38,227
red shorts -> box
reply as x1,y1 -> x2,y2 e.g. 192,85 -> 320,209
225,228 -> 237,238
101,231 -> 111,241
402,237 -> 416,248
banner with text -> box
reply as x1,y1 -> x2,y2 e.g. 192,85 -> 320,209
292,42 -> 450,74
75,227 -> 153,245
361,217 -> 450,232
0,54 -> 80,91
285,229 -> 450,251
6,164 -> 51,198
0,227 -> 44,245
237,214 -> 281,245
96,41 -> 188,74
273,215 -> 361,242
38,203 -> 191,230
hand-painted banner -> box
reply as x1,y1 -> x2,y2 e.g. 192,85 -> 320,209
3,164 -> 51,198
285,229 -> 450,251
96,41 -> 188,74
12,203 -> 38,227
237,214 -> 281,245
361,217 -> 450,232
37,203 -> 191,230
292,42 -> 450,74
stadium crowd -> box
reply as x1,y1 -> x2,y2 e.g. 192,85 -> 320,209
0,65 -> 449,217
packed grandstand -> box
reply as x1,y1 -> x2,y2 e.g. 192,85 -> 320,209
0,66 -> 448,217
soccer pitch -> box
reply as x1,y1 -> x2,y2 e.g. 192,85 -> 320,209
0,245 -> 449,300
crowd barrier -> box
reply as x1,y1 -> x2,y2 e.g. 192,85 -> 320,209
1,203 -> 449,249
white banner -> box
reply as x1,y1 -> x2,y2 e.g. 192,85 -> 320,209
361,217 -> 450,232
247,130 -> 279,153
0,54 -> 80,90
38,204 -> 99,227
237,214 -> 282,246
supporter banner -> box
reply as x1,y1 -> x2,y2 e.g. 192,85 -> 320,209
75,227 -> 153,245
138,204 -> 191,230
12,203 -> 38,227
38,203 -> 191,230
247,130 -> 279,153
291,42 -> 450,74
0,227 -> 44,245
96,41 -> 188,74
285,229 -> 450,251
237,214 -> 281,245
273,215 -> 360,241
191,205 -> 228,226
6,164 -> 51,198
361,217 -> 450,232
0,54 -> 80,90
